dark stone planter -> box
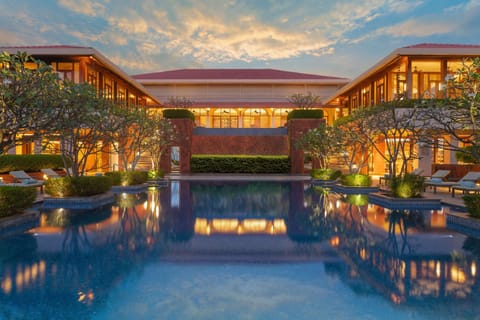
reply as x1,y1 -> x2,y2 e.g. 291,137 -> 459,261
447,212 -> 480,237
332,185 -> 379,194
42,192 -> 115,209
311,179 -> 338,186
0,210 -> 39,237
111,183 -> 149,193
368,192 -> 442,210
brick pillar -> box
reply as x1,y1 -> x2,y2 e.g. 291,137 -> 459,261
288,118 -> 325,174
161,119 -> 194,174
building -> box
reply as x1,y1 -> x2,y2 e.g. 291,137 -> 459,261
0,45 -> 160,172
132,69 -> 349,128
324,43 -> 480,176
3,43 -> 480,175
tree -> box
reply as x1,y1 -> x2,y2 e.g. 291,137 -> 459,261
334,118 -> 371,174
107,105 -> 158,171
144,114 -> 177,173
416,58 -> 480,162
165,96 -> 193,109
45,82 -> 118,176
294,122 -> 343,169
0,51 -> 60,153
288,92 -> 321,109
341,102 -> 421,178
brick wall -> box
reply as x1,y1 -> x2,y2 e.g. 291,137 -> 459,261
192,136 -> 288,155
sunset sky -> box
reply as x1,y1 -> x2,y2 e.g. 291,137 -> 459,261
0,0 -> 478,79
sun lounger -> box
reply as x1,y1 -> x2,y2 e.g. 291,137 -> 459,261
451,172 -> 480,197
9,170 -> 44,192
411,168 -> 424,176
424,170 -> 452,193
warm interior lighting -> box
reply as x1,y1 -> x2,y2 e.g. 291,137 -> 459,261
212,219 -> 238,233
194,218 -> 287,235
436,261 -> 441,278
1,275 -> 12,294
329,236 -> 340,247
471,262 -> 477,277
451,265 -> 466,283
243,219 -> 267,233
360,248 -> 367,260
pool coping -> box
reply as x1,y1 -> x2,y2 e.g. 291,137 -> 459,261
0,210 -> 39,237
368,192 -> 443,210
42,191 -> 115,209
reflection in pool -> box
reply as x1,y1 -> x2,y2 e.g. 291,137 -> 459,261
0,180 -> 479,319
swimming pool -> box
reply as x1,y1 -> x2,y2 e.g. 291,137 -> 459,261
0,180 -> 479,319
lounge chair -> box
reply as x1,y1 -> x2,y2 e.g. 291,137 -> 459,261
9,170 -> 45,191
41,168 -> 61,179
424,170 -> 452,193
451,172 -> 480,197
411,168 -> 424,176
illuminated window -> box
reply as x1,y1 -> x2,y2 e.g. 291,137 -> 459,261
272,108 -> 291,127
213,109 -> 238,128
243,109 -> 268,128
190,108 -> 209,127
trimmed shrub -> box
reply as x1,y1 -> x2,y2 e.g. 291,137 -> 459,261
148,169 -> 165,180
310,168 -> 342,180
463,194 -> 480,218
162,109 -> 195,121
341,174 -> 372,187
287,109 -> 324,120
104,171 -> 149,186
0,186 -> 37,217
0,155 -> 67,173
389,173 -> 425,198
191,155 -> 290,173
45,176 -> 112,197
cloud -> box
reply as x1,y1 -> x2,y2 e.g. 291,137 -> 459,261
57,0 -> 105,17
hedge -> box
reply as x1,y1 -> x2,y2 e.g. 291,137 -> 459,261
45,176 -> 112,197
287,109 -> 324,120
104,170 -> 149,186
0,155 -> 67,173
0,186 -> 37,217
341,173 -> 372,187
310,168 -> 342,180
191,155 -> 290,173
162,109 -> 195,121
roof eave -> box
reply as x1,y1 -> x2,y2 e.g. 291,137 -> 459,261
136,78 -> 350,85
0,46 -> 161,106
325,46 -> 480,104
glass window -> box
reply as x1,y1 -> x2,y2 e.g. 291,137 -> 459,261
272,108 -> 291,127
213,109 -> 238,128
411,60 -> 442,99
243,109 -> 268,128
190,108 -> 209,127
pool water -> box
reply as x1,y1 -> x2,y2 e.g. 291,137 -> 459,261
0,180 -> 479,319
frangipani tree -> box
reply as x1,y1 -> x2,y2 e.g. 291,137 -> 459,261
341,102 -> 421,178
295,122 -> 344,170
144,113 -> 177,174
334,118 -> 371,174
107,105 -> 159,171
288,92 -> 321,109
0,51 -> 61,153
416,58 -> 480,162
46,82 -> 118,176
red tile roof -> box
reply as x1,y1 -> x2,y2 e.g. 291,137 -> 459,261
404,43 -> 480,49
0,45 -> 91,50
132,68 -> 346,80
